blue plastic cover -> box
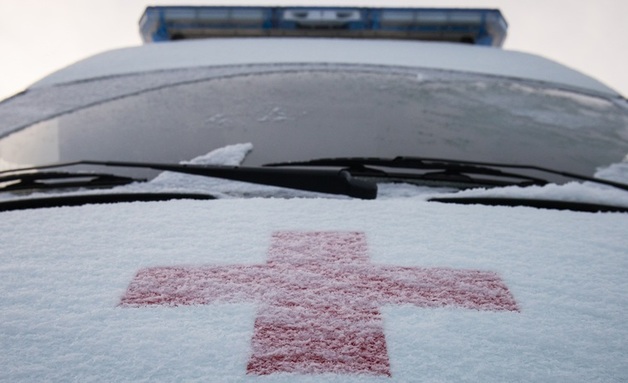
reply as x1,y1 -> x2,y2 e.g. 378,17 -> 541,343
139,6 -> 507,47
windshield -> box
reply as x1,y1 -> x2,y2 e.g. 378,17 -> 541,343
1,64 -> 627,182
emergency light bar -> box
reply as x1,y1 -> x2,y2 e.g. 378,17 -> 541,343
139,6 -> 508,47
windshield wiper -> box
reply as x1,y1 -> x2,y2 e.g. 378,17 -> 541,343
266,156 -> 628,192
0,171 -> 142,192
0,160 -> 377,200
0,193 -> 216,213
430,196 -> 628,213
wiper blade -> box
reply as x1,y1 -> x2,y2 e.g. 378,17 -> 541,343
0,160 -> 377,200
266,156 -> 628,192
0,193 -> 215,213
266,156 -> 547,188
0,171 -> 142,192
430,196 -> 628,213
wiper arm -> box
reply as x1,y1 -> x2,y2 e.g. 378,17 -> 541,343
0,171 -> 142,192
0,160 -> 377,200
266,156 -> 628,192
398,156 -> 628,191
266,156 -> 547,188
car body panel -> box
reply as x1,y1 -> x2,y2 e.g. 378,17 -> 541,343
30,39 -> 619,98
1,198 -> 627,381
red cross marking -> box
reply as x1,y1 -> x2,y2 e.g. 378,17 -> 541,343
120,231 -> 518,376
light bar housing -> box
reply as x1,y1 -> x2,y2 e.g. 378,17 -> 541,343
139,6 -> 508,47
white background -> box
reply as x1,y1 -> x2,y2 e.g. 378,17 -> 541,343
0,0 -> 627,101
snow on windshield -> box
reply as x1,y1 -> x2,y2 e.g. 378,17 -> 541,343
107,143 -> 628,207
118,142 -> 628,207
1,142 -> 628,208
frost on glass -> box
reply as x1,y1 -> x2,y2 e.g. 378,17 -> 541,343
0,65 -> 627,178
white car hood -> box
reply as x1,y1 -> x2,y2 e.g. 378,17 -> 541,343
1,196 -> 626,382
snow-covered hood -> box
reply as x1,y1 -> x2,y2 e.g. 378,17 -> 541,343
1,193 -> 627,382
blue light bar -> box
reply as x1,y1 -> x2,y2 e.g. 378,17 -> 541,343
139,6 -> 508,47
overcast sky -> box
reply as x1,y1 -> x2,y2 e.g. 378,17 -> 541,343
1,0 -> 627,101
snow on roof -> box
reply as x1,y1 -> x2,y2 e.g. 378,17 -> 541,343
31,38 -> 620,98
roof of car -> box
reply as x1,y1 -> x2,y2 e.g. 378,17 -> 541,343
31,38 -> 620,98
